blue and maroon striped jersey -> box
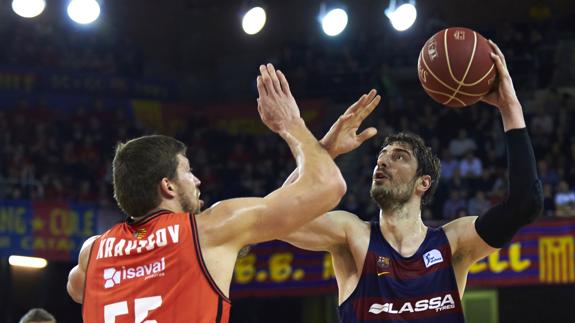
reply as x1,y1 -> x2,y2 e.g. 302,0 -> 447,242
338,221 -> 465,322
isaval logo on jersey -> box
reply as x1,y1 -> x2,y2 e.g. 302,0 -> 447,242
103,257 -> 166,289
423,249 -> 443,268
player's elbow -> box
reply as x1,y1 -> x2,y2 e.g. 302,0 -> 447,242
67,280 -> 83,304
320,169 -> 347,208
67,266 -> 84,304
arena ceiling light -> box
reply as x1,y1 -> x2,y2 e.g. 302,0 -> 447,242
242,6 -> 267,35
11,0 -> 46,18
67,0 -> 101,25
385,0 -> 417,32
319,3 -> 348,37
9,255 -> 48,269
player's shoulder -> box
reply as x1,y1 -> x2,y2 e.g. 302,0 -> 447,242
81,235 -> 101,251
441,216 -> 478,233
326,210 -> 370,233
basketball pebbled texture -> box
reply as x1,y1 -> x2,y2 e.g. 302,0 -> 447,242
418,27 -> 497,108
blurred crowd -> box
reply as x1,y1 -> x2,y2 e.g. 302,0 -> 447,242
0,14 -> 574,221
0,20 -> 142,77
1,88 -> 574,220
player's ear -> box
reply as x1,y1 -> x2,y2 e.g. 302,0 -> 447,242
159,178 -> 177,198
418,175 -> 431,193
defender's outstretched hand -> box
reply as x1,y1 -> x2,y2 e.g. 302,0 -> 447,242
256,64 -> 301,133
320,89 -> 381,158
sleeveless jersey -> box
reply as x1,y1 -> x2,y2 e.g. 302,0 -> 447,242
339,221 -> 465,322
83,210 -> 231,323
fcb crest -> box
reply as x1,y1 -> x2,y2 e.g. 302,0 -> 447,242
377,256 -> 390,276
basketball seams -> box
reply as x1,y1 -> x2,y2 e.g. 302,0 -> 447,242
462,63 -> 495,86
443,30 -> 478,105
420,83 -> 467,106
420,49 -> 489,97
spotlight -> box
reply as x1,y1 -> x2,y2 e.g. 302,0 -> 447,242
242,6 -> 267,35
12,0 -> 46,18
9,255 -> 48,269
67,0 -> 101,25
320,4 -> 348,37
385,0 -> 417,32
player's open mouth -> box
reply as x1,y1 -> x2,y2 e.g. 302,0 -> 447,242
373,170 -> 391,182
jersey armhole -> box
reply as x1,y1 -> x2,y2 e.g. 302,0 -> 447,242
81,235 -> 99,317
189,213 -> 232,304
338,222 -> 374,307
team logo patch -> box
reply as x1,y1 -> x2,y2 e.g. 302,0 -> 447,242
135,228 -> 147,240
377,256 -> 390,276
423,249 -> 443,268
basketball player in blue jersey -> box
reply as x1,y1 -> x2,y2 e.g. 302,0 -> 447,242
280,41 -> 543,322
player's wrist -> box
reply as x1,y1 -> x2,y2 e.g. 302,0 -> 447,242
318,138 -> 338,159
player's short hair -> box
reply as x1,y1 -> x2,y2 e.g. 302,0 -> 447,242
19,308 -> 56,323
382,132 -> 441,205
113,135 -> 187,217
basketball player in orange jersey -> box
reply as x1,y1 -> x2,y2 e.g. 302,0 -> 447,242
65,64 -> 348,323
281,41 -> 544,322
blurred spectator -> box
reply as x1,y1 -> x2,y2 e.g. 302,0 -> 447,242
554,181 -> 575,217
439,149 -> 459,182
468,191 -> 491,216
448,129 -> 477,158
455,207 -> 470,219
459,151 -> 483,179
542,183 -> 556,217
530,108 -> 554,136
443,190 -> 467,220
538,160 -> 560,186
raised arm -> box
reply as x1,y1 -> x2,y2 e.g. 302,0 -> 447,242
198,64 -> 346,249
445,40 -> 544,265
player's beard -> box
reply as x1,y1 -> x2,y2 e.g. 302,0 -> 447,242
178,190 -> 200,214
370,176 -> 417,211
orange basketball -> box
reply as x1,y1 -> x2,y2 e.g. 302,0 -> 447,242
417,27 -> 497,108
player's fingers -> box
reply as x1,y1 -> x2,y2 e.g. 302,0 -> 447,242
276,70 -> 291,96
365,89 -> 377,103
348,94 -> 368,114
257,98 -> 269,121
357,127 -> 378,143
265,63 -> 282,95
357,93 -> 381,120
490,52 -> 510,79
488,40 -> 507,69
256,75 -> 268,98
259,65 -> 275,95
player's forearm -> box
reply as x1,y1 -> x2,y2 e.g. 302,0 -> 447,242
499,101 -> 526,132
474,127 -> 543,247
282,139 -> 336,187
279,118 -> 346,197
